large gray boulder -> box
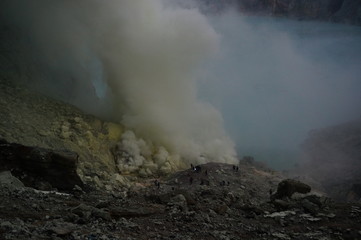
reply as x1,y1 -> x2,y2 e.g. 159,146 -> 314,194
272,179 -> 311,200
0,171 -> 24,188
0,139 -> 83,191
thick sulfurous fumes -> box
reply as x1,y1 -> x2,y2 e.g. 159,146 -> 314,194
0,0 -> 237,175
111,130 -> 182,176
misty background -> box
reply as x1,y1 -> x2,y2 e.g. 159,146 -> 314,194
198,11 -> 361,169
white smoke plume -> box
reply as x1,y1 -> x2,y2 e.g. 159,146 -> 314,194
1,0 -> 237,171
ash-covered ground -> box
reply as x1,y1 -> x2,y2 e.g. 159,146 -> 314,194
1,160 -> 361,240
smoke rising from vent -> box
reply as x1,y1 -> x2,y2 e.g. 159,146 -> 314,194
1,0 -> 237,168
3,1 -> 361,173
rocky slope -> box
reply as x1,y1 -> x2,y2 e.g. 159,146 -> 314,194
1,161 -> 361,240
0,79 -> 129,190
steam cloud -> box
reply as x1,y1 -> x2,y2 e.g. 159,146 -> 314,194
199,11 -> 361,169
1,0 -> 237,171
3,0 -> 361,172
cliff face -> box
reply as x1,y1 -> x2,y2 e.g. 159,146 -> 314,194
199,0 -> 361,25
300,121 -> 361,201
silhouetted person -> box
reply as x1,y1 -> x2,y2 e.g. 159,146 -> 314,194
205,170 -> 208,176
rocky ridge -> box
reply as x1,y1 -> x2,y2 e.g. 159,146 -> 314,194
198,0 -> 361,26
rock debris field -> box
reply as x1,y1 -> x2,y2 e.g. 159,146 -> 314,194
1,161 -> 361,240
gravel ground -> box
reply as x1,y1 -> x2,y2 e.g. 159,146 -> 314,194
1,161 -> 360,240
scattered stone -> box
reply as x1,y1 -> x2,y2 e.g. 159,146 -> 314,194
264,211 -> 296,218
300,214 -> 322,222
272,232 -> 291,240
317,213 -> 336,218
92,208 -> 112,221
302,194 -> 323,207
109,206 -> 164,219
49,223 -> 77,236
168,194 -> 188,212
0,221 -> 13,229
301,199 -> 320,215
96,201 -> 110,209
214,204 -> 230,215
272,199 -> 292,210
71,204 -> 93,220
209,209 -> 217,218
0,160 -> 358,240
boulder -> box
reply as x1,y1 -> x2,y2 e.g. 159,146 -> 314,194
301,199 -> 320,215
0,171 -> 24,188
272,179 -> 311,200
0,139 -> 83,191
168,194 -> 188,212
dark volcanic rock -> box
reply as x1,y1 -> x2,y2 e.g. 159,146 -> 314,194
332,0 -> 361,24
301,199 -> 320,214
272,179 -> 311,200
0,139 -> 83,191
0,171 -> 24,188
0,162 -> 360,240
198,0 -> 361,25
109,206 -> 165,219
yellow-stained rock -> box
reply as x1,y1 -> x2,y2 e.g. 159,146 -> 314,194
104,122 -> 123,141
73,116 -> 83,123
0,80 -> 182,191
90,119 -> 103,132
60,131 -> 72,139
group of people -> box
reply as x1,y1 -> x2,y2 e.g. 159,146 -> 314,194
188,164 -> 240,187
153,163 -> 241,189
